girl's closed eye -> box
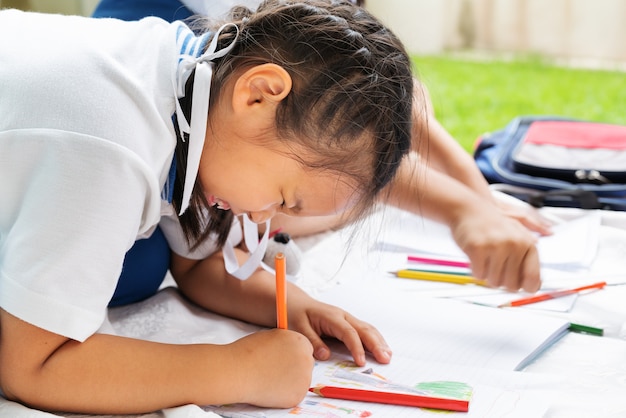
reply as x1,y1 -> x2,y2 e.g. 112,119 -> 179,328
281,198 -> 301,215
280,200 -> 291,215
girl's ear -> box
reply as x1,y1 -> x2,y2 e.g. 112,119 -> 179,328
231,63 -> 292,115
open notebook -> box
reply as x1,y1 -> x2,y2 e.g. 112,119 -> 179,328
200,271 -> 568,417
2,282 -> 567,418
201,277 -> 567,417
316,279 -> 570,371
105,286 -> 564,418
104,282 -> 568,373
205,340 -> 558,418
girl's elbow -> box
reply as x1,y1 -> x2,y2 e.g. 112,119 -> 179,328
0,309 -> 70,408
0,351 -> 29,405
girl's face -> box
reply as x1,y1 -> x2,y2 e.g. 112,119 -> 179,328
198,135 -> 358,224
198,63 -> 359,224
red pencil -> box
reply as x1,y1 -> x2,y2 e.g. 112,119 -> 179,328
309,386 -> 469,412
499,281 -> 607,308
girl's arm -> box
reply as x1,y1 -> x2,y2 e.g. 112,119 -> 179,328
264,155 -> 542,292
0,309 -> 313,414
170,249 -> 393,367
266,88 -> 551,239
384,152 -> 541,292
413,85 -> 552,235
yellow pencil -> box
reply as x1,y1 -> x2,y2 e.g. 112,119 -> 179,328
391,269 -> 487,286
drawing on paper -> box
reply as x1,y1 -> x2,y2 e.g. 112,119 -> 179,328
319,360 -> 473,402
289,399 -> 372,417
414,380 -> 473,401
206,360 -> 473,417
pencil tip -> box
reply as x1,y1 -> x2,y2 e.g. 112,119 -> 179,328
309,386 -> 322,395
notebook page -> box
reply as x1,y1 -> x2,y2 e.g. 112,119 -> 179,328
204,343 -> 557,417
316,279 -> 570,371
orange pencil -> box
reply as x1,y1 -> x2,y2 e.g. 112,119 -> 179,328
499,281 -> 606,308
275,252 -> 288,329
309,386 -> 469,412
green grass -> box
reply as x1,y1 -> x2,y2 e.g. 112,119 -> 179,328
412,55 -> 626,152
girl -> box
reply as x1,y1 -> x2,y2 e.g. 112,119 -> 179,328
0,0 -> 413,414
93,0 -> 546,294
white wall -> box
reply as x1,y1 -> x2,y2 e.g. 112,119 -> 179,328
366,0 -> 626,67
366,0 -> 450,54
3,0 -> 625,67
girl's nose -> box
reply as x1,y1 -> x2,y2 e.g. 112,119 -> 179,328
247,209 -> 275,224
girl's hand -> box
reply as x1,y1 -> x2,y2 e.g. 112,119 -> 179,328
229,329 -> 314,408
288,297 -> 392,367
493,190 -> 554,236
172,250 -> 390,382
450,208 -> 541,293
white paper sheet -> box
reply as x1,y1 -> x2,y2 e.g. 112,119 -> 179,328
6,205 -> 626,418
205,341 -> 557,418
373,207 -> 601,271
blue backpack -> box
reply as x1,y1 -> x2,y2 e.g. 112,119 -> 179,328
473,116 -> 626,210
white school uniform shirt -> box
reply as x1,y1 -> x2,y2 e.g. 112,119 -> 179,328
0,9 -> 237,342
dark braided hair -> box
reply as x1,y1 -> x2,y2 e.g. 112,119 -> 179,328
174,0 -> 415,250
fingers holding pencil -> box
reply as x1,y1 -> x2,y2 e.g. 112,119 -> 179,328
275,256 -> 393,368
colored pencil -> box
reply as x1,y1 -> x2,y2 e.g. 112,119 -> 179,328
275,253 -> 288,329
407,255 -> 470,269
498,281 -> 607,308
309,386 -> 469,412
568,323 -> 604,336
406,267 -> 471,276
391,269 -> 487,286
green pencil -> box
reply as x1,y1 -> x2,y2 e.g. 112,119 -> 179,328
406,267 -> 471,276
568,323 -> 604,336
